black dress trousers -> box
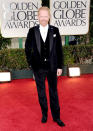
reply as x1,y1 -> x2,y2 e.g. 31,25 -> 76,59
34,69 -> 60,120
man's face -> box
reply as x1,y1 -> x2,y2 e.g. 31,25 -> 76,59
38,10 -> 50,26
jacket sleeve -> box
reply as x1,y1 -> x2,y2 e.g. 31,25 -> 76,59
25,28 -> 33,67
56,28 -> 64,69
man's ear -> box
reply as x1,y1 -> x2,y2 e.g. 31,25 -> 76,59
48,15 -> 51,24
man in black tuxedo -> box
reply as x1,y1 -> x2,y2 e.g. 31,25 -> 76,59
25,6 -> 65,127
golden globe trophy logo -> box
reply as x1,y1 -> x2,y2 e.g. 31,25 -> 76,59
1,0 -> 41,37
50,0 -> 90,35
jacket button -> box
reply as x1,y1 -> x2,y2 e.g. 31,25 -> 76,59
44,58 -> 47,61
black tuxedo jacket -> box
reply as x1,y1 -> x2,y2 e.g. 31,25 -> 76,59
25,24 -> 64,72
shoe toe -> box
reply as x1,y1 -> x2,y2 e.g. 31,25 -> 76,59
41,116 -> 47,123
54,119 -> 65,127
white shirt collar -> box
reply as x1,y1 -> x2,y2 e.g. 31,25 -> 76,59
40,24 -> 49,31
39,24 -> 49,42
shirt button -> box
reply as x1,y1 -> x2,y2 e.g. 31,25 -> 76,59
44,58 -> 47,61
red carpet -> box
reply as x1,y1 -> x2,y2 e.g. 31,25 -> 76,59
0,74 -> 93,131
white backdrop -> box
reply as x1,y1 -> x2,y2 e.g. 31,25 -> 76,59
50,0 -> 90,35
1,0 -> 41,37
1,0 -> 90,37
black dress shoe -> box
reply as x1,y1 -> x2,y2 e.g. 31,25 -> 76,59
54,119 -> 65,127
41,115 -> 47,123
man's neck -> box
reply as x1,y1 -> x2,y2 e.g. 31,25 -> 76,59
40,24 -> 48,28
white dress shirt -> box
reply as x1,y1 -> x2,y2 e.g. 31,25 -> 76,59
40,24 -> 49,42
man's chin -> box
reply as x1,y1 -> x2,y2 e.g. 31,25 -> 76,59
41,24 -> 47,26
41,23 -> 48,26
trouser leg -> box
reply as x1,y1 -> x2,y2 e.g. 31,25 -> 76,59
47,71 -> 60,120
34,71 -> 48,117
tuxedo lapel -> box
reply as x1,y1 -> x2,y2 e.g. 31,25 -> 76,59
34,24 -> 54,55
34,25 -> 41,54
49,25 -> 54,54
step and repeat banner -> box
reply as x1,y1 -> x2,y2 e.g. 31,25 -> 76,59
1,0 -> 90,37
50,0 -> 90,35
1,0 -> 41,37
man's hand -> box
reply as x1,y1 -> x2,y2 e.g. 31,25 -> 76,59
57,69 -> 62,76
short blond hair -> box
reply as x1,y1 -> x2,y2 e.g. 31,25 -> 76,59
38,6 -> 50,16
